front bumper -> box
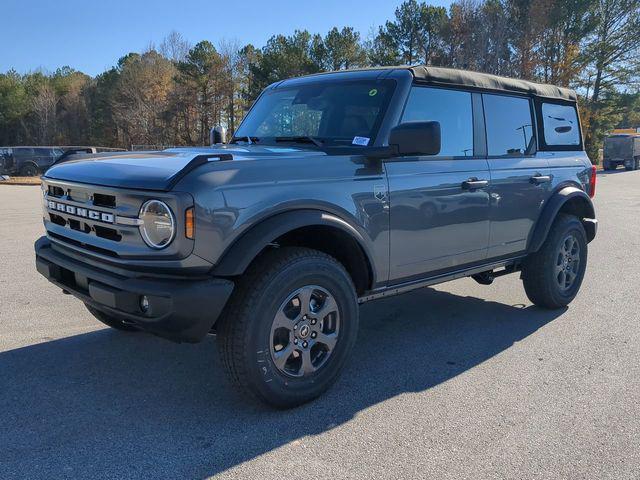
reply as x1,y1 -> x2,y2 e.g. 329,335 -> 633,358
35,236 -> 234,343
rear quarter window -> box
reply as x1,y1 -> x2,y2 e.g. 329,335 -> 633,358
541,103 -> 580,147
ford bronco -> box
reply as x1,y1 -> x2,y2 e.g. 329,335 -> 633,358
35,67 -> 598,408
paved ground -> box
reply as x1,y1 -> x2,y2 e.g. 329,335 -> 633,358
0,171 -> 639,480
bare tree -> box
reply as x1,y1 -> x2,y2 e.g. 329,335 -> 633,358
32,83 -> 57,144
160,31 -> 192,63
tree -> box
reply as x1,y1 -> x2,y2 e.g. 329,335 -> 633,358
159,30 -> 192,63
0,70 -> 30,144
582,0 -> 640,157
248,31 -> 323,97
322,27 -> 367,70
111,51 -> 177,147
177,41 -> 231,144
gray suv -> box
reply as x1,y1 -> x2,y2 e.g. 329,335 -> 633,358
34,67 -> 598,407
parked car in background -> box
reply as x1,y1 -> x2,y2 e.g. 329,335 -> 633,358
0,147 -> 64,176
0,146 -> 126,176
603,134 -> 640,171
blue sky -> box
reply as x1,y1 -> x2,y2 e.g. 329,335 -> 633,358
1,0 -> 452,76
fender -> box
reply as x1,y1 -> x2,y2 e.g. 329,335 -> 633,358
212,209 -> 376,279
528,186 -> 597,253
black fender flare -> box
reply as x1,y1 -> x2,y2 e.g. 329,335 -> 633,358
212,209 -> 375,280
528,186 -> 596,253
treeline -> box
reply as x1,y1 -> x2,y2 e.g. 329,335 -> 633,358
1,0 -> 639,159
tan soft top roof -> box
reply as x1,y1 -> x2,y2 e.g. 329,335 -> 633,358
410,66 -> 577,101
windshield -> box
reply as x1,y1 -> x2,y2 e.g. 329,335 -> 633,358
234,80 -> 396,147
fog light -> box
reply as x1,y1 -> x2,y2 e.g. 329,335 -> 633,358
140,295 -> 150,313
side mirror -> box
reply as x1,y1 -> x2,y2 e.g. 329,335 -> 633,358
389,121 -> 441,156
210,126 -> 227,145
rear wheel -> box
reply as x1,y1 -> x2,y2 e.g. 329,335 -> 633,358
85,304 -> 140,332
522,214 -> 588,309
217,247 -> 359,408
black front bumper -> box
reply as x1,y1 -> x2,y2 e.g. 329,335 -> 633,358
35,237 -> 234,343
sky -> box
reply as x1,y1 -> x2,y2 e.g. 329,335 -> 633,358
1,0 -> 453,76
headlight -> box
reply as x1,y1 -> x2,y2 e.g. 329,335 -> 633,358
139,200 -> 175,249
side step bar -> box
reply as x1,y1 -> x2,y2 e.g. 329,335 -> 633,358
358,257 -> 524,304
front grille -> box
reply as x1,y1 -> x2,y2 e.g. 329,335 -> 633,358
49,232 -> 119,257
93,193 -> 116,208
41,178 -> 190,261
48,185 -> 64,197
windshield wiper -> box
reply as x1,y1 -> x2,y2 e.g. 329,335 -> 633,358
229,136 -> 260,144
274,136 -> 324,147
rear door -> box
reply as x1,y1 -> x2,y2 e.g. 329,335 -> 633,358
386,86 -> 491,283
483,93 -> 551,259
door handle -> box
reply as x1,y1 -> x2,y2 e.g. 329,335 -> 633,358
461,178 -> 489,190
530,174 -> 552,185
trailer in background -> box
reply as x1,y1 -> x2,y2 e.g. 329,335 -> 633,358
603,134 -> 640,171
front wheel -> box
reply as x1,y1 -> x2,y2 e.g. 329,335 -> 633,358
522,214 -> 588,309
217,247 -> 359,408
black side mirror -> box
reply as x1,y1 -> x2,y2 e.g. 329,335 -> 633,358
389,121 -> 441,156
210,126 -> 227,145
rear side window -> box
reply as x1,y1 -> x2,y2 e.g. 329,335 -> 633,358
541,103 -> 580,147
483,94 -> 534,156
401,87 -> 473,157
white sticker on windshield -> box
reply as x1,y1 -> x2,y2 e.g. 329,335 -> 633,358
352,136 -> 370,146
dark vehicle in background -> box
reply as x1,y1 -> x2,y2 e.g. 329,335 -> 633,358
34,66 -> 598,408
0,147 -> 64,176
603,134 -> 640,171
0,146 -> 126,176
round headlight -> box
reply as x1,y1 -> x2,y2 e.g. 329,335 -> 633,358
139,200 -> 175,249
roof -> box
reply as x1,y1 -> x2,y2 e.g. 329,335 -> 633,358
289,65 -> 577,102
409,66 -> 577,101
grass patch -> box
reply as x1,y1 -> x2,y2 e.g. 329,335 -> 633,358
0,176 -> 42,185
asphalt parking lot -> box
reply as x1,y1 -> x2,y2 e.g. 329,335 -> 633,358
0,170 -> 639,479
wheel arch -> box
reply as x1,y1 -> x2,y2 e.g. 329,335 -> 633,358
212,209 -> 376,294
528,186 -> 596,253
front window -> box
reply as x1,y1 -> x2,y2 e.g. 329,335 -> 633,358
234,80 -> 396,147
401,86 -> 474,157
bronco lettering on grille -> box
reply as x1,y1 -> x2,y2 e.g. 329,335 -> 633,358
47,200 -> 115,224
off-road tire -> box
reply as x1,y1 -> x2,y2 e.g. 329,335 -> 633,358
85,304 -> 140,332
216,247 -> 359,409
522,214 -> 588,309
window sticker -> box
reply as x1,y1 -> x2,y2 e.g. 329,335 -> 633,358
369,88 -> 378,97
352,136 -> 370,146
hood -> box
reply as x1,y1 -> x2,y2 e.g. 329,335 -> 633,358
44,145 -> 326,191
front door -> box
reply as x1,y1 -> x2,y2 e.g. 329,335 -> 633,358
386,86 -> 491,283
